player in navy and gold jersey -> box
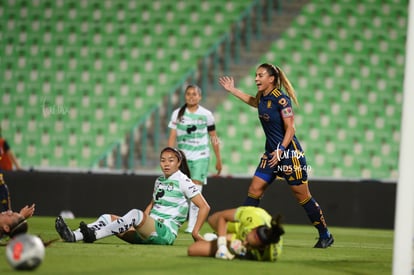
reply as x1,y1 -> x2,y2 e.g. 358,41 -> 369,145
0,171 -> 11,212
219,63 -> 333,248
187,206 -> 284,261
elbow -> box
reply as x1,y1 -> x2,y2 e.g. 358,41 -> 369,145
204,203 -> 211,215
286,125 -> 296,136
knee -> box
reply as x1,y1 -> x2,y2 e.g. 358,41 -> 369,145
248,177 -> 268,196
127,208 -> 143,218
99,214 -> 113,224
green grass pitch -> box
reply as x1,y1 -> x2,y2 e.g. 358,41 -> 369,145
0,217 -> 393,275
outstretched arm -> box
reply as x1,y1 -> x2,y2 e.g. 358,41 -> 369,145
219,76 -> 257,108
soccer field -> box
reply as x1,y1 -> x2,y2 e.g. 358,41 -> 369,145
0,217 -> 393,275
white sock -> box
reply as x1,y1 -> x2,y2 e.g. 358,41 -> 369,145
88,214 -> 112,230
95,209 -> 143,240
74,214 -> 112,241
187,185 -> 202,231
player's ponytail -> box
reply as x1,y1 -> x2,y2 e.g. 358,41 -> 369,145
256,214 -> 285,245
177,104 -> 187,122
277,66 -> 299,107
177,149 -> 191,179
268,215 -> 285,243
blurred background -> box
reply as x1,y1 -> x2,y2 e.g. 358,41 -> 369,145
0,0 -> 406,181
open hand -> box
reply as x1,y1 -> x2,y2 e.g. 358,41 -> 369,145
19,203 -> 35,219
218,76 -> 235,92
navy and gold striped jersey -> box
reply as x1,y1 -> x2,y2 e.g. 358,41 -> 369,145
257,88 -> 303,153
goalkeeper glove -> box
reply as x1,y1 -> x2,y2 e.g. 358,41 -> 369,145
215,236 -> 235,260
229,239 -> 247,256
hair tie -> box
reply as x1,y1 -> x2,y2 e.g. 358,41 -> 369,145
161,147 -> 182,162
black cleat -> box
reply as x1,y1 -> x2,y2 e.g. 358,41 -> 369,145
55,216 -> 75,242
314,234 -> 334,248
79,221 -> 96,243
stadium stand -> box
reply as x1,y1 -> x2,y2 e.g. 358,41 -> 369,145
0,0 -> 255,169
0,0 -> 406,181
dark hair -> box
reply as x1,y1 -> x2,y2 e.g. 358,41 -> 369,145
177,84 -> 202,121
255,215 -> 284,245
160,147 -> 191,178
256,63 -> 298,106
8,218 -> 28,238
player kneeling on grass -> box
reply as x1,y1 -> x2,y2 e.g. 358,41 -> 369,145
188,206 -> 284,261
55,147 -> 210,245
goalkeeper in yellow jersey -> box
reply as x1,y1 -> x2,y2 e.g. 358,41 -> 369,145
188,206 -> 284,261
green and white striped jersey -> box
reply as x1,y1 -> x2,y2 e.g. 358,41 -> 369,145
149,170 -> 200,236
168,106 -> 215,161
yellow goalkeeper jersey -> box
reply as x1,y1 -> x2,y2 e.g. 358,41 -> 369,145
228,206 -> 283,262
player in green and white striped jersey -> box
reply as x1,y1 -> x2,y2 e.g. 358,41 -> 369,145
55,147 -> 210,245
168,84 -> 222,233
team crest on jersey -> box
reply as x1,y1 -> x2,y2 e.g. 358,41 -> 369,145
167,183 -> 174,191
267,100 -> 272,108
278,98 -> 288,107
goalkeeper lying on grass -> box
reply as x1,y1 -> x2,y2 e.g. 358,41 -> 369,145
188,206 -> 284,261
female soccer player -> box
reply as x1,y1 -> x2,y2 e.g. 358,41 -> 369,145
218,63 -> 333,248
55,147 -> 210,245
168,84 -> 222,233
0,204 -> 35,238
187,206 -> 284,261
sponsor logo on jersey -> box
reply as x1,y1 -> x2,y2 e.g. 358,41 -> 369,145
167,183 -> 174,191
259,113 -> 270,121
188,185 -> 199,194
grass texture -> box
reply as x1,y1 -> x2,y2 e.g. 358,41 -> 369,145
0,217 -> 393,275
